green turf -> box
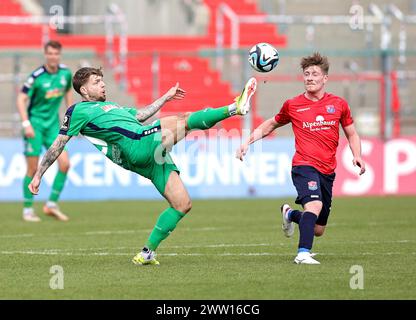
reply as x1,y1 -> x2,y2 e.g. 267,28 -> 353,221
0,196 -> 415,299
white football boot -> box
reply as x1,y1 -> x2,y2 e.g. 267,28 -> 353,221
23,208 -> 41,222
132,249 -> 160,266
281,204 -> 295,238
294,252 -> 320,264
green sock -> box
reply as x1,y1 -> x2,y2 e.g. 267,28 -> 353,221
186,106 -> 233,130
23,175 -> 34,208
49,170 -> 67,202
146,207 -> 186,251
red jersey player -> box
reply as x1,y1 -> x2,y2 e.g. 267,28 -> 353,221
236,52 -> 366,264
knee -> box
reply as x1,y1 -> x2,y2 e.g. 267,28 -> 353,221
26,164 -> 37,177
60,161 -> 70,173
304,201 -> 323,215
175,199 -> 192,214
314,226 -> 325,237
183,199 -> 192,213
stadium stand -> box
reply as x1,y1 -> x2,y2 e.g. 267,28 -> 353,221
1,0 -> 415,136
0,0 -> 286,134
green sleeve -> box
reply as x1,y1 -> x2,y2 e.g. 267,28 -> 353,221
59,106 -> 89,136
21,74 -> 36,97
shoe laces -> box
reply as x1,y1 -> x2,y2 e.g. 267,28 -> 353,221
142,249 -> 155,260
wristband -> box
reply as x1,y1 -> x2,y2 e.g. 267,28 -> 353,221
22,120 -> 31,128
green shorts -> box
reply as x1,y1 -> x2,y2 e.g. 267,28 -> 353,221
128,120 -> 180,195
23,122 -> 66,157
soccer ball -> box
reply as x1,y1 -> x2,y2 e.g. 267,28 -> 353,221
248,42 -> 279,73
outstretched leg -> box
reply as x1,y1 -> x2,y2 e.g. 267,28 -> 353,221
160,77 -> 257,149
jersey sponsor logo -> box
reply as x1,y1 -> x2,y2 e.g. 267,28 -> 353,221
61,115 -> 70,131
302,115 -> 336,131
326,105 -> 336,113
45,88 -> 64,99
296,107 -> 310,112
101,105 -> 120,112
308,181 -> 318,191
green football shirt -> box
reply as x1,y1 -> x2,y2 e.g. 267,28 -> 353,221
59,101 -> 161,170
22,64 -> 72,129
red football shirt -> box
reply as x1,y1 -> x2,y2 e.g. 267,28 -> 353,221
274,92 -> 354,174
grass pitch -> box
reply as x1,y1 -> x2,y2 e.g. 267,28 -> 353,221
0,197 -> 415,300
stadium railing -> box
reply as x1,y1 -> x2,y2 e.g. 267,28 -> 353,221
213,2 -> 416,139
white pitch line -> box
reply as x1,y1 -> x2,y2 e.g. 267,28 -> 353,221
0,250 -> 130,256
0,239 -> 414,254
0,227 -> 229,239
84,230 -> 143,235
83,227 -> 224,235
1,226 -> 415,246
13,239 -> 414,253
0,234 -> 34,239
4,243 -> 275,253
0,250 -> 415,257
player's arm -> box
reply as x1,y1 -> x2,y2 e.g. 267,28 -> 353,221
342,123 -> 366,175
136,82 -> 186,122
236,117 -> 285,161
28,134 -> 72,194
16,91 -> 34,138
64,88 -> 73,107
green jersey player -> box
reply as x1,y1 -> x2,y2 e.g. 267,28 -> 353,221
16,40 -> 73,222
29,67 -> 257,265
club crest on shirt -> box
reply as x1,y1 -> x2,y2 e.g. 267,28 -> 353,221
60,76 -> 67,86
326,105 -> 336,113
308,181 -> 318,190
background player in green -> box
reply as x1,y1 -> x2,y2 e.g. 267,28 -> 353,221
16,40 -> 72,222
28,67 -> 257,265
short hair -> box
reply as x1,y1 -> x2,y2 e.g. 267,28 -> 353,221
300,52 -> 329,74
72,67 -> 103,95
44,40 -> 62,52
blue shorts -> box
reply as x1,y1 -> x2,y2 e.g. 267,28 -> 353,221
291,165 -> 336,226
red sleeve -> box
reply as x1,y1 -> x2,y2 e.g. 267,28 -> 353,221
340,100 -> 354,127
274,100 -> 291,124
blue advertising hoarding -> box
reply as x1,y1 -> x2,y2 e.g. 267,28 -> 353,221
0,137 -> 297,201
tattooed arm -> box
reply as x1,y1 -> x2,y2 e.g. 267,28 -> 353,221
28,134 -> 71,195
136,82 -> 186,122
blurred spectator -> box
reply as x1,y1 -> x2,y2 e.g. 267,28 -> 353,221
181,0 -> 195,24
181,0 -> 210,35
193,0 -> 209,35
